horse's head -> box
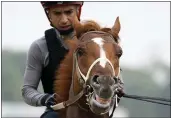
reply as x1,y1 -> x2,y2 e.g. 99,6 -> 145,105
73,17 -> 123,115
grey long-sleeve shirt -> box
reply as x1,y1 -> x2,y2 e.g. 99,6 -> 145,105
21,29 -> 70,106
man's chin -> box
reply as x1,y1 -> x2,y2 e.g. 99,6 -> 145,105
57,27 -> 74,35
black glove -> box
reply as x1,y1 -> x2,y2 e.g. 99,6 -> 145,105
41,93 -> 57,109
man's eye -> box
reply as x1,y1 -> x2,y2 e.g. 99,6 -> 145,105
53,12 -> 61,15
65,10 -> 73,15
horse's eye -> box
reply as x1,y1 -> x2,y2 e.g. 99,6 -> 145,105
116,48 -> 123,58
77,48 -> 85,56
114,44 -> 123,58
117,52 -> 122,58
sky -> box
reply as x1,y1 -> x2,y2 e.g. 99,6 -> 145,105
2,2 -> 170,68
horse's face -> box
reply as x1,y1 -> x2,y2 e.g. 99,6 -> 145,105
75,30 -> 122,115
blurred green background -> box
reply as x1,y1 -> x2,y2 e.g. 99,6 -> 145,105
2,49 -> 170,117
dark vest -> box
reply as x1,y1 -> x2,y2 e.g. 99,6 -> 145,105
41,28 -> 68,94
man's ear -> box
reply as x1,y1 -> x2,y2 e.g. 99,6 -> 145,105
76,6 -> 79,15
48,12 -> 52,21
76,6 -> 80,20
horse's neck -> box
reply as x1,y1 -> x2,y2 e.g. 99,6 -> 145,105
54,39 -> 78,102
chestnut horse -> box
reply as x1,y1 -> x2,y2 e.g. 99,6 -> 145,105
52,17 -> 123,118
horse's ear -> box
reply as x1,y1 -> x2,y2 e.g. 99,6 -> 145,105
111,16 -> 121,35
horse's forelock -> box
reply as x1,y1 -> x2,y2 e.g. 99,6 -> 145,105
75,20 -> 101,39
75,20 -> 120,44
83,20 -> 101,32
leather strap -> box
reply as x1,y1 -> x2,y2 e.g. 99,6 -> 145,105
51,90 -> 84,110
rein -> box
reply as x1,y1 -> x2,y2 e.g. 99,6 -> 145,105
123,93 -> 171,106
108,93 -> 171,118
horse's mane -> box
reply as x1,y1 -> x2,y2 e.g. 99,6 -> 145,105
54,20 -> 120,102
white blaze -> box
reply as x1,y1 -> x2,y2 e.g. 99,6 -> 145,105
91,37 -> 107,68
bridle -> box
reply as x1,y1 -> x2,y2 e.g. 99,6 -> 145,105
51,31 -> 121,116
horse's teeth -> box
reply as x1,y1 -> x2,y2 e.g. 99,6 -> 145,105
95,95 -> 111,104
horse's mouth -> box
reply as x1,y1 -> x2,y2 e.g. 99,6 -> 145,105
89,93 -> 112,115
95,94 -> 111,105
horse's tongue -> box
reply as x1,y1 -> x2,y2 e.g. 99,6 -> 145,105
95,95 -> 111,104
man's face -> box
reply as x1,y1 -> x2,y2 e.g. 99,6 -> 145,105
48,5 -> 79,33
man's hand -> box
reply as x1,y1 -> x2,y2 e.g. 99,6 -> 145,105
41,93 -> 57,109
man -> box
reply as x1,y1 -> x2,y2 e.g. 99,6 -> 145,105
21,2 -> 84,118
21,1 -> 124,118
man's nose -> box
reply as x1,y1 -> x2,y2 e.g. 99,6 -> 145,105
60,14 -> 68,24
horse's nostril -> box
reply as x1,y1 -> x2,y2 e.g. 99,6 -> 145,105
113,77 -> 118,84
92,75 -> 100,85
